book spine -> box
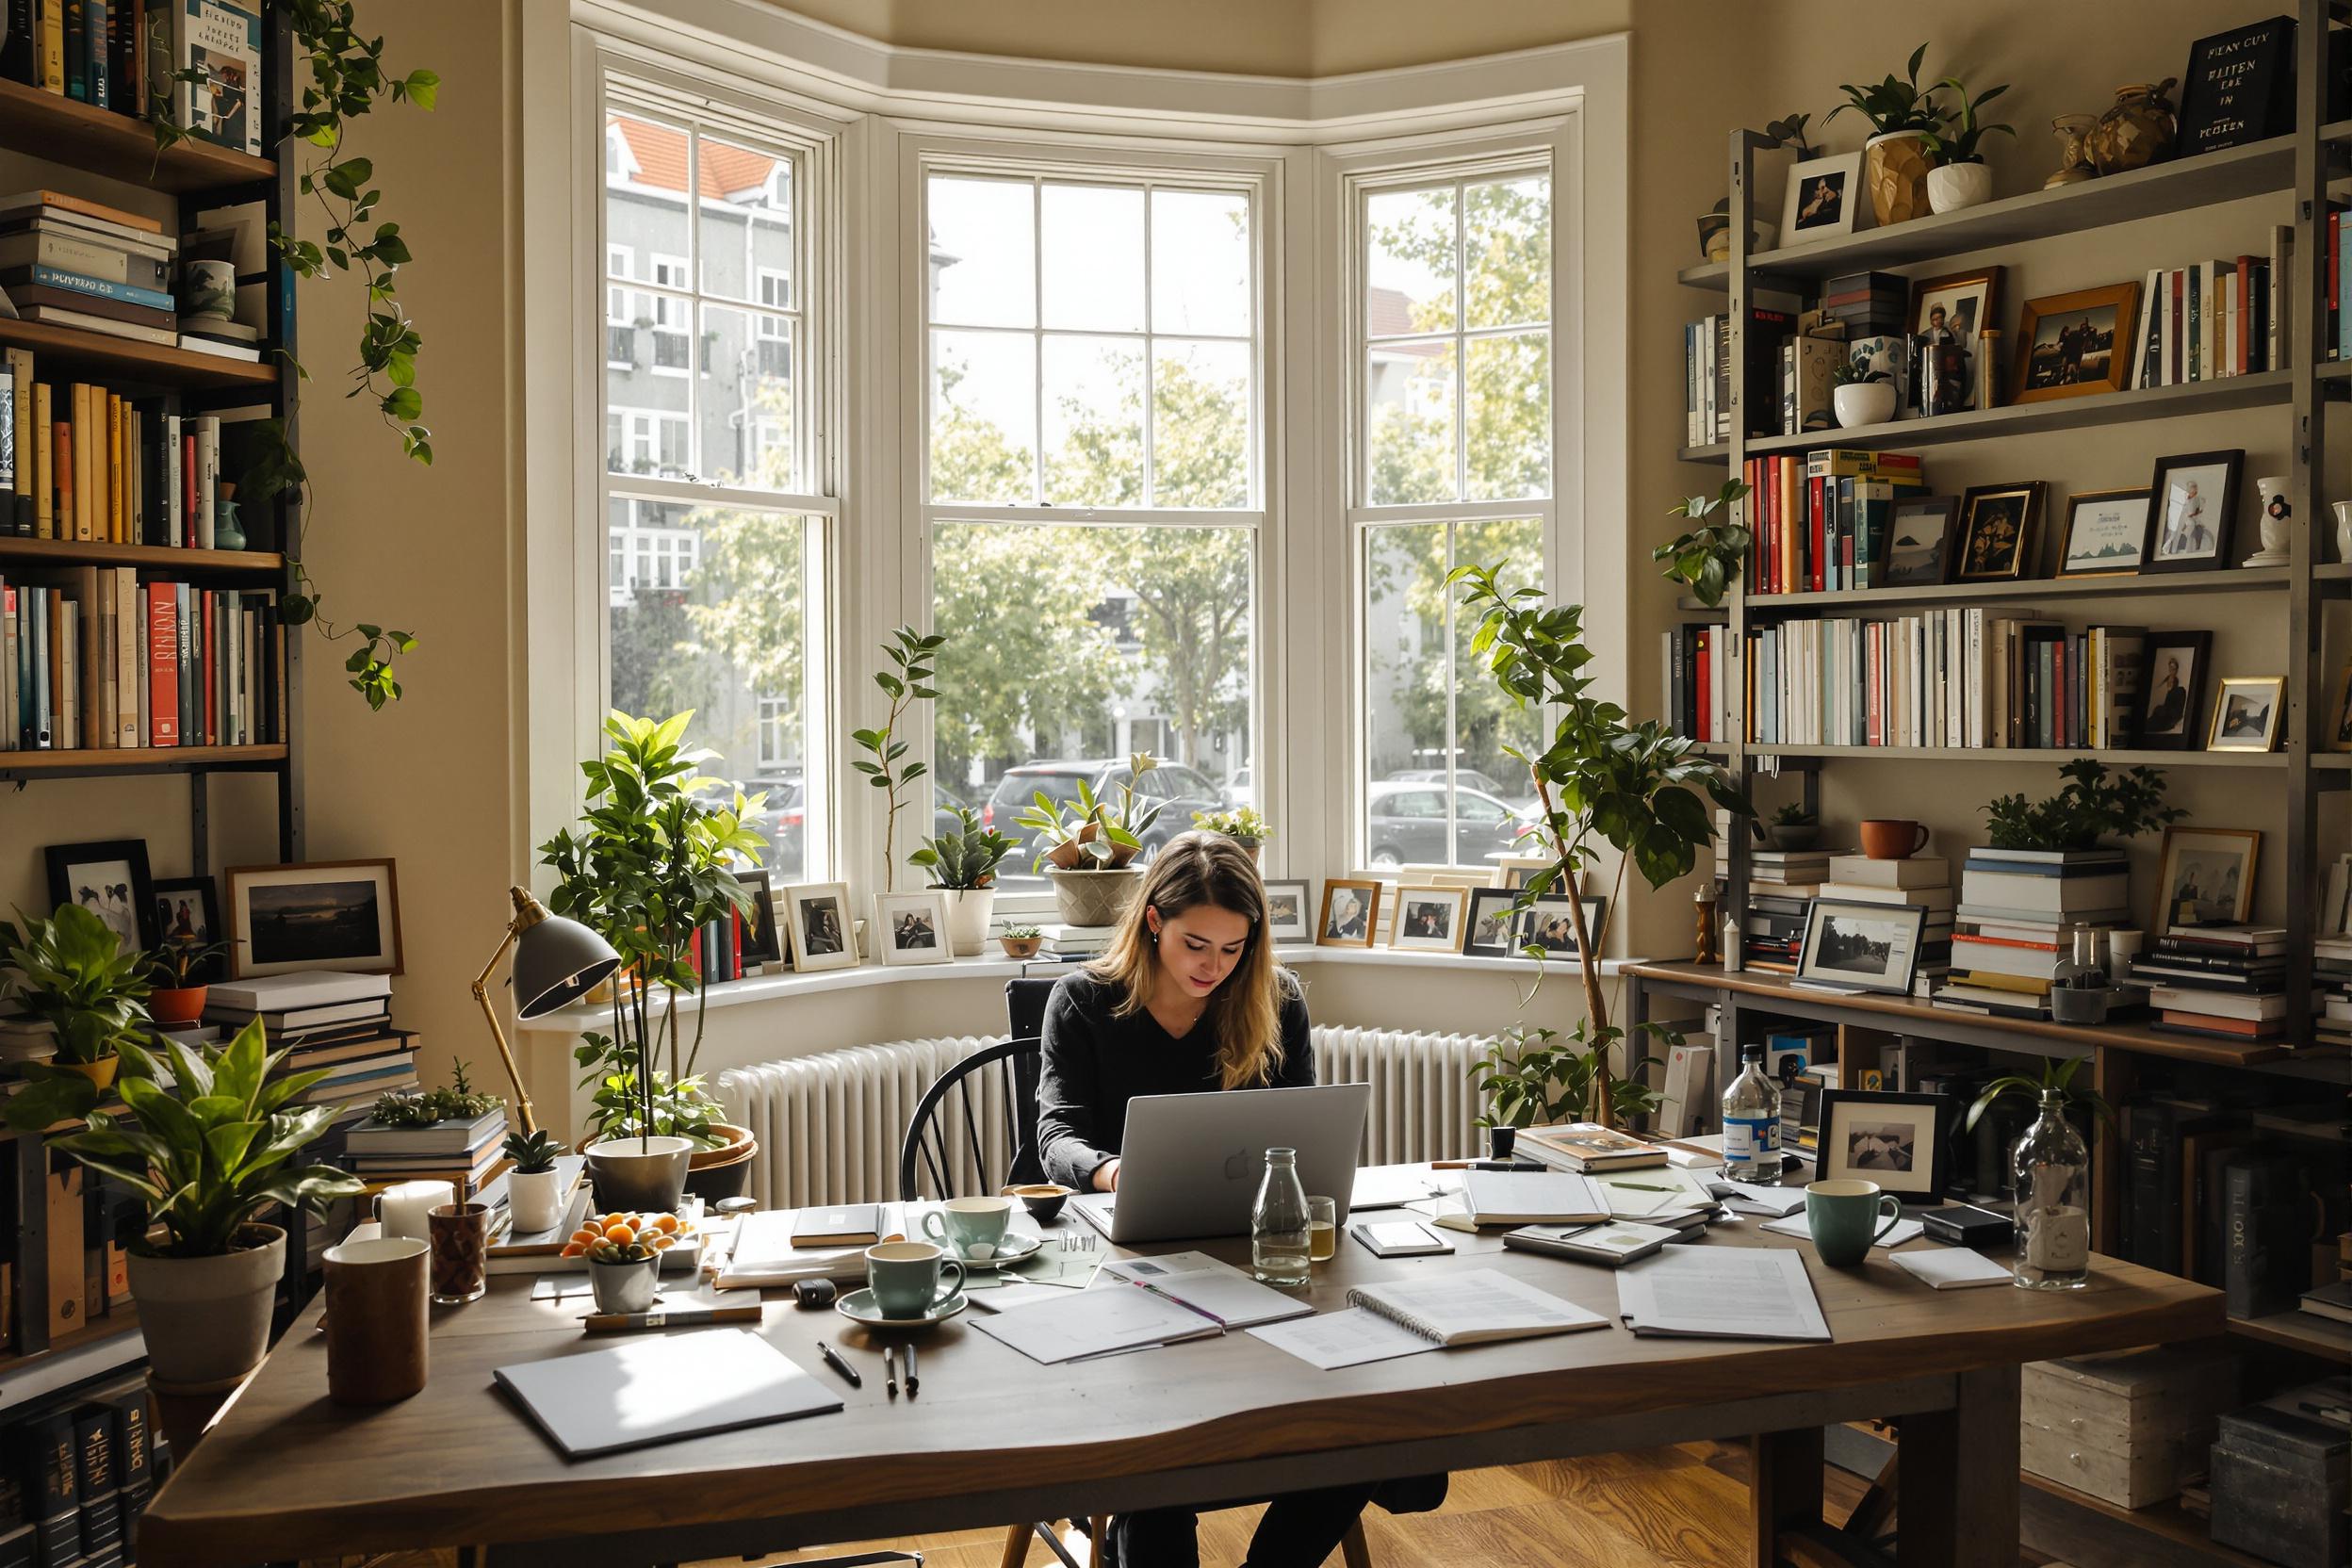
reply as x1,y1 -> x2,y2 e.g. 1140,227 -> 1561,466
31,379 -> 51,537
195,415 -> 216,548
40,0 -> 61,92
21,265 -> 173,312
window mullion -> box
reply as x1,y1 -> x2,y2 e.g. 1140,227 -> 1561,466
1141,181 -> 1156,507
1031,178 -> 1046,506
1452,179 -> 1467,506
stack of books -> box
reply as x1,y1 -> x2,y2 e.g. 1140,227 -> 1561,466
1682,298 -> 1797,447
1040,923 -> 1116,961
2129,235 -> 2290,387
1821,853 -> 1952,995
2316,936 -> 2352,1049
1821,270 -> 1906,340
1741,448 -> 1925,596
207,973 -> 414,1099
342,1104 -> 513,1203
1739,846 -> 1830,972
0,190 -> 178,348
2130,926 -> 2295,1042
1516,1122 -> 1668,1173
1935,848 -> 2130,1019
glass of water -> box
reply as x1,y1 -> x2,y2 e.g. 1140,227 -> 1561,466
1307,1196 -> 1337,1263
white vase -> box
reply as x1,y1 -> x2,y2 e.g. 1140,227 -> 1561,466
1834,381 -> 1897,429
2248,476 -> 2292,567
509,1168 -> 565,1233
939,887 -> 996,957
1926,161 -> 1992,213
129,1224 -> 286,1390
2332,500 -> 2351,564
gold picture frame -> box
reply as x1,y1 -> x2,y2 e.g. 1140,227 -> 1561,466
1952,482 -> 2046,581
2205,675 -> 2285,752
2152,826 -> 2260,934
1315,879 -> 1382,949
2013,281 -> 2141,403
1388,886 -> 1470,953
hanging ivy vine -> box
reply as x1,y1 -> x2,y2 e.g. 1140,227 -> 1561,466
154,0 -> 435,709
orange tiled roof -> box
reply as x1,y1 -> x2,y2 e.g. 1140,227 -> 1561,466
611,114 -> 781,201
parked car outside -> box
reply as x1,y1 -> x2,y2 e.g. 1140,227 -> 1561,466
1363,780 -> 1534,868
1383,767 -> 1535,815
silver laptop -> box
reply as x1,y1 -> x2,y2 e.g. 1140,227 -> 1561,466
1070,1082 -> 1371,1244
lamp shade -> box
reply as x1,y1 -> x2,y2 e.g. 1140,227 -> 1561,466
512,913 -> 622,1020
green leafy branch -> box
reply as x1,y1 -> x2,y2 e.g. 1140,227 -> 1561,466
1652,479 -> 1752,609
853,628 -> 946,891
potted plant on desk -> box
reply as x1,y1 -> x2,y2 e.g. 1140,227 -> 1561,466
0,905 -> 154,1090
143,939 -> 228,1027
5,1022 -> 364,1387
910,806 -> 1017,956
503,1127 -> 570,1233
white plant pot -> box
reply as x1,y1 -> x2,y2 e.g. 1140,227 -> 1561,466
1926,161 -> 1993,213
1834,381 -> 1898,429
127,1224 -> 286,1391
939,887 -> 996,957
509,1168 -> 566,1233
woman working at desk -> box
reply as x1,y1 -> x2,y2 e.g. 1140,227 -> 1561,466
1037,832 -> 1447,1568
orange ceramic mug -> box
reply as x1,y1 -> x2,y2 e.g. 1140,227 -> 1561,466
1859,819 -> 1930,859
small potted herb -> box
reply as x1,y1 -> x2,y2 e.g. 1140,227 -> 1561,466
502,1127 -> 570,1233
0,905 -> 153,1089
1192,805 -> 1272,862
143,939 -> 228,1027
1767,803 -> 1821,851
1832,359 -> 1896,429
999,924 -> 1044,960
1018,755 -> 1164,928
1922,75 -> 2012,213
910,806 -> 1017,956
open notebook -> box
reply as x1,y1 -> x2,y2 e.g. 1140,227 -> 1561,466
1345,1267 -> 1608,1347
495,1329 -> 841,1458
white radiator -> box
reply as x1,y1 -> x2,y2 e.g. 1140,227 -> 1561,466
717,1024 -> 1489,1210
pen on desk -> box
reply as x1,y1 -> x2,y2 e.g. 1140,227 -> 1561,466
1612,1182 -> 1680,1193
885,1346 -> 898,1398
904,1340 -> 920,1398
816,1341 -> 862,1388
583,1305 -> 763,1333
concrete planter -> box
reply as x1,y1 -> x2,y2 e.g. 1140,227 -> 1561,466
1048,868 -> 1145,929
128,1224 -> 285,1391
584,1135 -> 694,1213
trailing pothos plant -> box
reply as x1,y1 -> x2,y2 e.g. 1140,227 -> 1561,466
153,2 -> 439,710
1448,561 -> 1751,1128
1653,480 -> 1752,610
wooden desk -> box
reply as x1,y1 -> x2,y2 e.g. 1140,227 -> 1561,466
138,1197 -> 2218,1568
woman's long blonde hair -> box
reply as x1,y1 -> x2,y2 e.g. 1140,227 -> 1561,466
1088,832 -> 1284,1088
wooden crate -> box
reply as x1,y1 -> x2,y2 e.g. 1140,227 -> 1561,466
2020,1344 -> 2240,1509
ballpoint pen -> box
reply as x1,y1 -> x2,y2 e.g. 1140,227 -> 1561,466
816,1341 -> 862,1388
904,1340 -> 920,1398
885,1345 -> 898,1397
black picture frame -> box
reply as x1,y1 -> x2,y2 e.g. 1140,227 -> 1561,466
1462,888 -> 1520,958
44,840 -> 157,954
1952,482 -> 2046,581
2179,16 -> 2296,157
734,869 -> 785,967
1816,1088 -> 1950,1205
2144,449 -> 2243,573
150,875 -> 225,983
2056,487 -> 2153,578
1880,497 -> 1959,587
1794,897 -> 1927,996
2133,630 -> 2214,750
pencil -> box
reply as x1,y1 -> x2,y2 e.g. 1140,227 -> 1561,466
885,1345 -> 898,1397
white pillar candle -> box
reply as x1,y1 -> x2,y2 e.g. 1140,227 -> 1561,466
378,1180 -> 454,1241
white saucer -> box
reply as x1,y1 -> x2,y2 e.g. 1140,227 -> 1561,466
835,1286 -> 970,1329
953,1232 -> 1045,1269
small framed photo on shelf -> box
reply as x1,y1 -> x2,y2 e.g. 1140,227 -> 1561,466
1780,152 -> 1866,241
222,859 -> 402,979
1462,889 -> 1521,958
782,881 -> 858,972
2145,449 -> 2243,573
2205,676 -> 2285,753
1793,897 -> 1926,997
1260,879 -> 1313,943
873,890 -> 953,968
1881,497 -> 1959,586
45,840 -> 157,954
151,875 -> 225,982
2153,825 -> 2260,934
733,869 -> 785,969
1517,895 -> 1609,956
1952,482 -> 2046,581
2013,281 -> 2140,403
2134,631 -> 2212,749
1389,886 -> 1470,954
2325,659 -> 2352,754
2057,488 -> 2152,577
1315,879 -> 1381,949
1815,1089 -> 1948,1204
1909,267 -> 2001,343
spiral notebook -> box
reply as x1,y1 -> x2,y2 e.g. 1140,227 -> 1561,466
1343,1267 -> 1608,1347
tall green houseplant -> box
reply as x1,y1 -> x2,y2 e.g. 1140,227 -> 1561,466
1448,562 -> 1749,1126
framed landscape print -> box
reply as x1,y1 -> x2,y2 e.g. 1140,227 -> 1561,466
874,890 -> 953,968
2153,826 -> 2259,933
1952,482 -> 2045,581
1794,897 -> 1926,997
2146,449 -> 2243,573
2013,281 -> 2139,402
152,875 -> 225,983
2057,488 -> 2152,577
2134,631 -> 2213,750
1315,879 -> 1380,949
1259,879 -> 1312,943
2206,676 -> 2284,753
1816,1089 -> 1948,1204
1780,152 -> 1865,241
1881,497 -> 1958,586
223,860 -> 403,979
1389,886 -> 1469,954
45,840 -> 157,954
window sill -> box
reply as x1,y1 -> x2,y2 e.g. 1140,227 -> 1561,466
515,948 -> 1646,1032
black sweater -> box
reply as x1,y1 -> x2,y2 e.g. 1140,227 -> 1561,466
1035,968 -> 1315,1191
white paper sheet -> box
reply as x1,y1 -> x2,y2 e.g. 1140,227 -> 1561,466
1719,1181 -> 1808,1217
1615,1247 -> 1832,1341
970,1282 -> 1223,1364
1892,1246 -> 2015,1289
1247,1307 -> 1443,1369
1759,1213 -> 1924,1250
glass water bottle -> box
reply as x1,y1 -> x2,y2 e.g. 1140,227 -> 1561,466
1250,1147 -> 1312,1286
1721,1043 -> 1782,1182
2012,1090 -> 2090,1290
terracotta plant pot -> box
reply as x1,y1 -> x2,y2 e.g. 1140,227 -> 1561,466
150,986 -> 208,1025
1926,161 -> 1991,214
128,1223 -> 286,1391
57,1054 -> 120,1091
939,887 -> 996,957
584,1135 -> 694,1213
1864,130 -> 1932,226
999,935 -> 1044,959
1048,867 -> 1146,929
683,1122 -> 759,1203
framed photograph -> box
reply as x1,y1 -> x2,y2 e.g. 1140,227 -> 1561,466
1881,497 -> 1959,587
1315,879 -> 1381,949
2146,449 -> 2243,573
1780,152 -> 1865,241
1515,895 -> 1609,956
1389,886 -> 1469,954
2133,631 -> 2212,749
2206,676 -> 2285,753
2326,659 -> 2352,754
1816,1089 -> 1948,1204
782,882 -> 858,972
1462,889 -> 1521,958
2153,826 -> 2260,934
151,875 -> 225,983
1259,879 -> 1313,944
2057,488 -> 2153,577
2013,281 -> 2139,402
734,869 -> 784,968
874,890 -> 953,968
45,841 -> 156,954
1794,897 -> 1926,996
1952,482 -> 2046,582
1909,267 -> 2001,343
222,860 -> 403,979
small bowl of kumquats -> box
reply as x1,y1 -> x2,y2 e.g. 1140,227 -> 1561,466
558,1210 -> 697,1260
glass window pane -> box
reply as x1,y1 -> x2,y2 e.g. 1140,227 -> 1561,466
1365,340 -> 1456,505
1152,338 -> 1250,508
931,329 -> 1037,503
605,112 -> 691,273
1042,184 -> 1144,333
1042,335 -> 1145,506
928,175 -> 1035,329
1363,523 -> 1440,868
1365,187 -> 1455,337
1451,518 -> 1544,841
933,522 -> 1252,890
1152,188 -> 1250,337
698,135 -> 792,304
1465,331 -> 1549,501
702,304 -> 796,491
1463,174 -> 1548,330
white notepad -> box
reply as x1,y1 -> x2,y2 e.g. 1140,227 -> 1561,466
1345,1267 -> 1609,1347
971,1283 -> 1223,1364
1250,1307 -> 1443,1369
1099,1252 -> 1313,1329
1892,1247 -> 2015,1290
1759,1213 -> 1925,1250
1616,1247 -> 1832,1341
1462,1170 -> 1609,1226
1718,1181 -> 1808,1217
494,1329 -> 841,1458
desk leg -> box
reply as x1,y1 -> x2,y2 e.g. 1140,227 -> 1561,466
1750,1425 -> 1823,1567
1896,1366 -> 2020,1568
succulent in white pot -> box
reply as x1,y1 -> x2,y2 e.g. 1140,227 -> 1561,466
1922,74 -> 2012,214
503,1127 -> 570,1233
910,807 -> 1017,956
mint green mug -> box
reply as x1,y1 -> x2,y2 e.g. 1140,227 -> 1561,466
1805,1179 -> 1902,1266
865,1241 -> 964,1318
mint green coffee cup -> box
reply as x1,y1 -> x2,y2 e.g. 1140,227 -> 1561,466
1805,1178 -> 1902,1266
865,1240 -> 964,1318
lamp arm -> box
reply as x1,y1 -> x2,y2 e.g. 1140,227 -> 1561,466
470,922 -> 539,1138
